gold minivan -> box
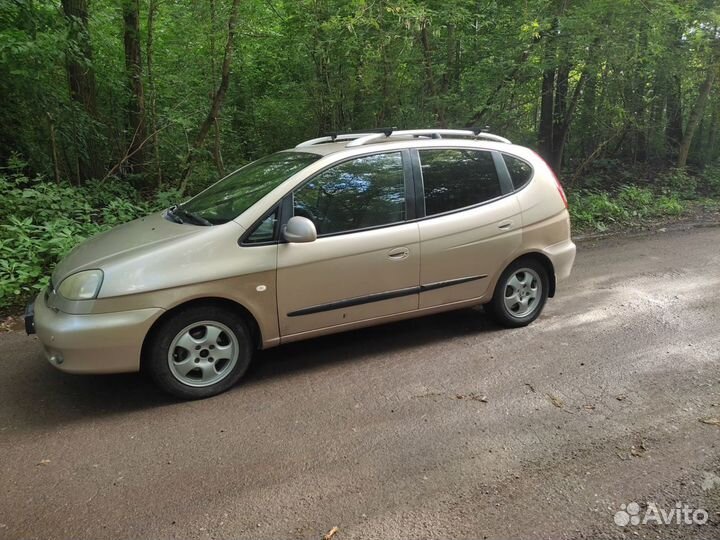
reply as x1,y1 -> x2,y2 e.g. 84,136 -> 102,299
25,129 -> 576,399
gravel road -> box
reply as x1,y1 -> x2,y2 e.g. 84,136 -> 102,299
1,227 -> 719,539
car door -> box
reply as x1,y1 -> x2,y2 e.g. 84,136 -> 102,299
277,150 -> 420,338
414,147 -> 522,309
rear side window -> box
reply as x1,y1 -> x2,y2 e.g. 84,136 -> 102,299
503,154 -> 533,190
293,152 -> 406,236
419,149 -> 501,216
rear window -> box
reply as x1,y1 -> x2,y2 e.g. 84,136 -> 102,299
419,149 -> 501,216
503,154 -> 533,190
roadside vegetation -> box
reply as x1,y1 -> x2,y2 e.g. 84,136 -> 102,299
1,1 -> 720,313
569,163 -> 720,233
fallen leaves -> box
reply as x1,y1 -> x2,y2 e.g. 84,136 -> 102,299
454,392 -> 488,403
413,391 -> 489,402
323,526 -> 339,540
630,441 -> 648,457
546,393 -> 564,408
699,417 -> 720,426
36,459 -> 51,466
0,316 -> 24,333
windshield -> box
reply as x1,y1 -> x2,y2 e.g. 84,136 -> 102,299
180,151 -> 320,224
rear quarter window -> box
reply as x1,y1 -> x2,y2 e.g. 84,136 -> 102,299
503,155 -> 533,190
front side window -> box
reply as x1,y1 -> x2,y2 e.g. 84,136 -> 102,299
419,149 -> 501,216
182,151 -> 320,224
244,208 -> 279,244
293,152 -> 406,236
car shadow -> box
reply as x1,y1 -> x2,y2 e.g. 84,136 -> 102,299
3,306 -> 503,429
245,306 -> 503,385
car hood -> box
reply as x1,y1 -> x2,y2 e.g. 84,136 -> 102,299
52,212 -> 206,286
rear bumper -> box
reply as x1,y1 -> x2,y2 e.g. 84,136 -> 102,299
32,293 -> 163,374
545,238 -> 576,282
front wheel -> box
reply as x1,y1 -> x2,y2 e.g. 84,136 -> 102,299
484,259 -> 549,328
145,305 -> 252,399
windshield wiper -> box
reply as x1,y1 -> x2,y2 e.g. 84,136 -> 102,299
167,205 -> 213,226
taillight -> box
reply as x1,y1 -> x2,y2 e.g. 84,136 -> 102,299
529,150 -> 568,209
554,176 -> 569,209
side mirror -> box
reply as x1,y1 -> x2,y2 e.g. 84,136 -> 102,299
283,216 -> 317,243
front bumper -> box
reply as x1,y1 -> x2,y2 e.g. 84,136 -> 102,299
24,302 -> 35,334
32,293 -> 163,374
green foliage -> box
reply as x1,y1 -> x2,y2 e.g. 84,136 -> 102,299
700,163 -> 720,196
656,169 -> 698,199
2,0 -> 720,187
0,173 -> 169,309
569,185 -> 686,232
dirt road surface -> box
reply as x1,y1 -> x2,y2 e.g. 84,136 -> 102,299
1,227 -> 719,539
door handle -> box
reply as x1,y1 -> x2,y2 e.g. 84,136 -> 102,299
387,247 -> 409,260
498,220 -> 513,230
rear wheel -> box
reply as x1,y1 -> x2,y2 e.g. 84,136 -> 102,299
145,305 -> 252,399
485,258 -> 549,328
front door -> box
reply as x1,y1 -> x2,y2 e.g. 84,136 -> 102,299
277,151 -> 420,338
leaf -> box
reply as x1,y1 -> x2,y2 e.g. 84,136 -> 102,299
546,393 -> 564,408
699,417 -> 720,426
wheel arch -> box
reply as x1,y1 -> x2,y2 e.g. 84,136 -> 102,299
140,297 -> 263,371
505,251 -> 556,298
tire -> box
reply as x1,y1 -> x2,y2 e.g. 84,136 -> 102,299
484,258 -> 549,328
145,304 -> 253,399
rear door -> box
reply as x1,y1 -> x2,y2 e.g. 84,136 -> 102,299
413,148 -> 522,308
276,150 -> 420,338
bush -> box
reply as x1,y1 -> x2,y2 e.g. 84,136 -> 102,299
700,163 -> 720,197
657,168 -> 697,199
0,173 -> 171,311
569,185 -> 686,233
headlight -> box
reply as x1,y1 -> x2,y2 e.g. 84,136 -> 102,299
57,270 -> 104,300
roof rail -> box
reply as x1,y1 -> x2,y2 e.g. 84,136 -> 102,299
345,128 -> 511,147
295,127 -> 396,148
295,128 -> 511,149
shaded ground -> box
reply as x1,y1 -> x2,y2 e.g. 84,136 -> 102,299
0,227 -> 719,539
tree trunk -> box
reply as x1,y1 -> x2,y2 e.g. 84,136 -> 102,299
436,23 -> 456,128
665,75 -> 684,157
61,0 -> 102,182
47,113 -> 61,184
632,27 -> 649,163
579,72 -> 597,155
551,62 -> 569,170
209,0 -> 224,176
179,0 -> 241,190
677,62 -> 718,168
538,18 -> 558,165
707,99 -> 720,163
662,21 -> 685,160
122,0 -> 146,174
419,20 -> 440,124
553,68 -> 588,173
146,0 -> 162,186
